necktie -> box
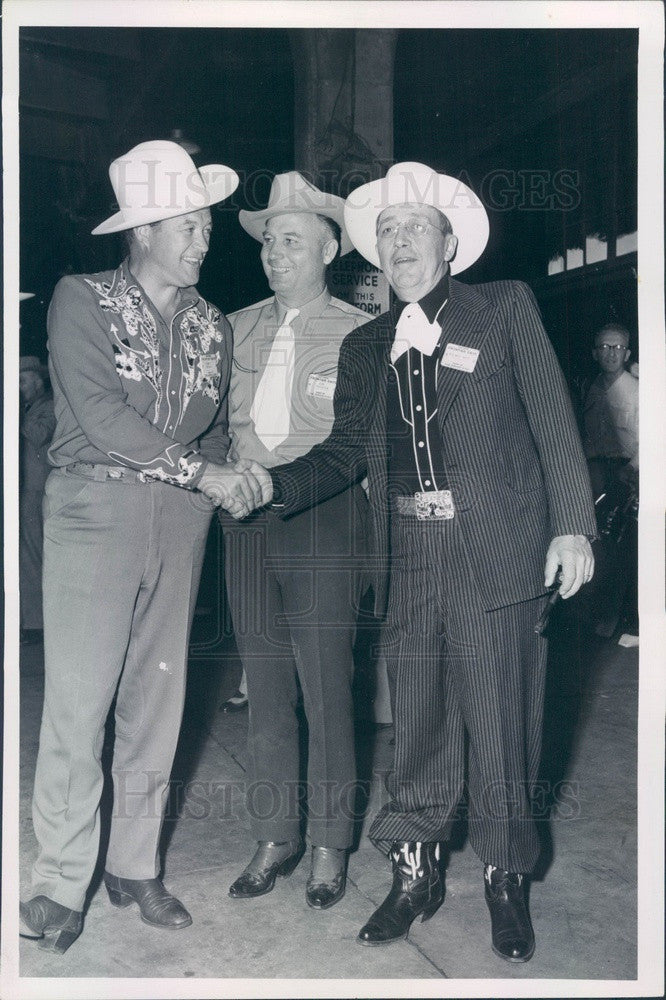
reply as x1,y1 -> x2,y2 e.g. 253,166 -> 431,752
391,302 -> 444,363
250,307 -> 300,450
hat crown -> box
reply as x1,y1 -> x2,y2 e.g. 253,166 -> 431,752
108,140 -> 211,221
264,171 -> 332,215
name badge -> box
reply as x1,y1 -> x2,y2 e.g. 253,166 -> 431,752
306,373 -> 336,399
441,343 -> 479,373
199,355 -> 220,379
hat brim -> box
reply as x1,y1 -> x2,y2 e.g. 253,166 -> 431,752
343,167 -> 489,274
239,198 -> 354,256
91,165 -> 239,235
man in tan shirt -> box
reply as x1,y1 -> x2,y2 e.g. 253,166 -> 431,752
221,172 -> 369,911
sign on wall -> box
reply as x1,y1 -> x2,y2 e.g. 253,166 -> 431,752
328,251 -> 390,317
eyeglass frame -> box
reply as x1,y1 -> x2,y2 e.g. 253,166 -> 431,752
376,217 -> 449,241
595,342 -> 629,353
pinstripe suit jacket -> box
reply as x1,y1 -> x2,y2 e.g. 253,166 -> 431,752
271,277 -> 597,617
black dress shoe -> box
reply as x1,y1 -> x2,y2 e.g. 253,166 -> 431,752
306,846 -> 347,910
229,840 -> 304,898
19,895 -> 82,954
357,841 -> 443,946
484,865 -> 535,962
103,873 -> 192,929
220,690 -> 248,713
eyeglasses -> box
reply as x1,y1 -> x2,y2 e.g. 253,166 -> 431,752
596,343 -> 628,353
377,219 -> 447,241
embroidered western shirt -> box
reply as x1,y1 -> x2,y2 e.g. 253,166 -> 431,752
47,260 -> 231,487
386,275 -> 450,495
227,288 -> 367,469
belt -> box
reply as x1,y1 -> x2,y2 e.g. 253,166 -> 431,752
65,461 -> 147,483
394,490 -> 455,520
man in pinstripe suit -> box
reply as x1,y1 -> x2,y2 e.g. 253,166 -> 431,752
242,163 -> 596,962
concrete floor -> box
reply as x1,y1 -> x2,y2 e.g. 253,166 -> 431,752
17,602 -> 638,986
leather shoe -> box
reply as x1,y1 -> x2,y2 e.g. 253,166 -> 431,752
103,873 -> 192,929
229,840 -> 304,898
306,846 -> 347,910
358,841 -> 443,945
484,865 -> 535,962
19,895 -> 82,954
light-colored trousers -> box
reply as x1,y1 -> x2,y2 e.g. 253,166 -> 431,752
31,466 -> 212,911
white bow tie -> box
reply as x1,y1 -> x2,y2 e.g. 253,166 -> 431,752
391,302 -> 442,362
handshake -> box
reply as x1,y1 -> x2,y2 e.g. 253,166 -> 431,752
198,459 -> 274,519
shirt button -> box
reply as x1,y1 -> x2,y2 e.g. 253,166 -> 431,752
168,424 -> 174,430
418,441 -> 425,448
413,369 -> 420,376
425,479 -> 431,486
171,390 -> 176,396
416,404 -> 423,412
172,354 -> 177,359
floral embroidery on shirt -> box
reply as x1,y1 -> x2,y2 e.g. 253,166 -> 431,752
85,275 -> 163,401
179,306 -> 224,409
141,452 -> 203,486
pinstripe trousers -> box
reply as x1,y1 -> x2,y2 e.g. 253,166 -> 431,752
368,510 -> 549,874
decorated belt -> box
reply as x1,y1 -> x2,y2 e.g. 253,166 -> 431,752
65,462 -> 145,482
395,490 -> 455,520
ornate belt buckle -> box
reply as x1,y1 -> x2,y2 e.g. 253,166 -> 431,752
414,489 -> 455,520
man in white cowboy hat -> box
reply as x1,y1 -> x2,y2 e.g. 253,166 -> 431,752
18,353 -> 55,645
221,171 -> 370,911
258,161 -> 596,960
20,140 -> 270,953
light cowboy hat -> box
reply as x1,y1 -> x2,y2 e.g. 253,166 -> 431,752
343,161 -> 490,274
239,172 -> 354,255
91,140 -> 240,235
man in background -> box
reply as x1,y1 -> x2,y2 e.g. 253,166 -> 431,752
583,323 -> 639,643
19,354 -> 56,645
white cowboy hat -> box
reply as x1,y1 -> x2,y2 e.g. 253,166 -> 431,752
343,161 -> 490,274
92,140 -> 239,235
239,172 -> 354,255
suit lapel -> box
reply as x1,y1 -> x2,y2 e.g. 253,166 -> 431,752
436,279 -> 498,425
367,309 -> 394,485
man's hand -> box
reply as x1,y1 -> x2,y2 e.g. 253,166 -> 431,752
198,460 -> 272,518
544,534 -> 594,599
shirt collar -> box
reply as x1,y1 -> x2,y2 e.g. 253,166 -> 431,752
273,286 -> 330,328
394,272 -> 450,325
120,258 -> 200,314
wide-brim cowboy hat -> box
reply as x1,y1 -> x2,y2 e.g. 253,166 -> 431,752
239,172 -> 354,256
92,140 -> 239,235
343,161 -> 490,274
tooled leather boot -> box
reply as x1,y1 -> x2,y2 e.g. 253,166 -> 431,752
357,841 -> 443,946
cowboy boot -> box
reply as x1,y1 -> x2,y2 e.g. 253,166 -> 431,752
229,840 -> 305,898
306,846 -> 347,910
357,841 -> 443,946
484,864 -> 535,962
19,896 -> 83,954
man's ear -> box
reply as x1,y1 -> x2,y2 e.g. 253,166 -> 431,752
322,239 -> 338,267
134,225 -> 152,251
443,233 -> 458,262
